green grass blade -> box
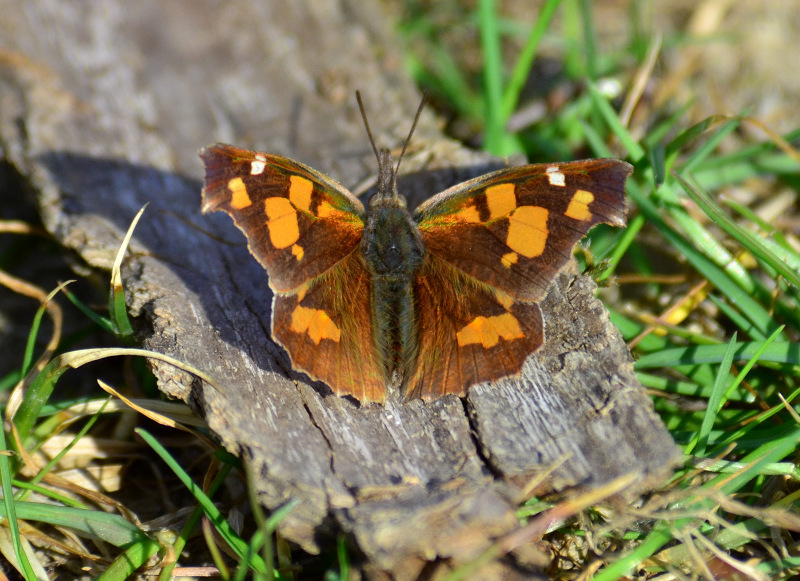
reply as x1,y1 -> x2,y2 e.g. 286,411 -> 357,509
707,294 -> 768,341
95,537 -> 163,581
501,0 -> 562,118
687,334 -> 737,456
0,502 -> 148,547
23,398 -> 111,492
624,181 -> 781,337
406,50 -> 480,120
19,280 -> 74,378
20,300 -> 46,378
596,425 -> 800,579
578,0 -> 597,80
12,347 -> 217,445
702,426 -> 800,496
644,100 -> 694,150
598,213 -> 644,281
586,81 -> 644,160
478,0 -> 519,155
109,206 -> 148,339
634,340 -> 800,369
11,479 -> 88,509
61,286 -> 114,333
478,0 -> 502,151
681,116 -> 741,173
336,534 -> 350,581
12,359 -> 70,445
0,423 -> 37,579
137,428 -> 269,574
675,172 -> 800,289
665,115 -> 731,161
158,462 -> 235,581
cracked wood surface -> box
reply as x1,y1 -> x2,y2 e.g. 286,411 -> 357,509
0,1 -> 680,577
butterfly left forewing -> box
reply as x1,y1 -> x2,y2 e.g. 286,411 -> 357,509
415,158 -> 631,302
200,143 -> 366,293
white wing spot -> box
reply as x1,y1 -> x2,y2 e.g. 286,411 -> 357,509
546,165 -> 566,187
251,160 -> 266,175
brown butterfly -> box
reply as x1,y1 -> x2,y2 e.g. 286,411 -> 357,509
200,96 -> 631,402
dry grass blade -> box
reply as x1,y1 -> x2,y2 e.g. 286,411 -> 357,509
97,380 -> 217,449
742,116 -> 800,164
0,220 -> 49,237
445,474 -> 639,580
619,31 -> 661,131
53,398 -> 206,431
0,528 -> 48,580
8,420 -> 135,517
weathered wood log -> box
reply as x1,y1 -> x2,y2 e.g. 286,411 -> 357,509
0,1 -> 680,577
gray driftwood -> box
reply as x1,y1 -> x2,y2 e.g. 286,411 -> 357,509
0,1 -> 680,577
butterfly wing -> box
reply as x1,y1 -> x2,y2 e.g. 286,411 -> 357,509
407,253 -> 544,400
414,159 -> 631,301
200,144 -> 385,400
271,251 -> 385,401
407,159 -> 631,398
200,143 -> 366,293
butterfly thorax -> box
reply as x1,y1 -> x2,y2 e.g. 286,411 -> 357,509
361,149 -> 425,387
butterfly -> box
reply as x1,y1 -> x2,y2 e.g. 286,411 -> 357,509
200,96 -> 631,403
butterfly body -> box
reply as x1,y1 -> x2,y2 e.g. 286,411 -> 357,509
200,134 -> 631,403
361,149 -> 425,388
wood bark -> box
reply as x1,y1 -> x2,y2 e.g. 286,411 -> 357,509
0,1 -> 680,577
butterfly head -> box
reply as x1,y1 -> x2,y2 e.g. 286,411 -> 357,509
368,148 -> 408,211
357,90 -> 427,214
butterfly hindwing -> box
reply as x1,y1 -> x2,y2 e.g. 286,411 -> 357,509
407,254 -> 544,400
414,159 -> 632,301
271,251 -> 385,401
200,143 -> 366,293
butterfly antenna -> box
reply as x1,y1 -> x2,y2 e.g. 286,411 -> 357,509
395,91 -> 428,175
356,90 -> 381,165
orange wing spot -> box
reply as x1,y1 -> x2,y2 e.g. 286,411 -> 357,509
564,189 -> 594,221
316,201 -> 343,219
264,197 -> 299,248
289,175 -> 313,213
456,204 -> 482,223
494,290 -> 514,310
228,177 -> 252,209
506,205 -> 548,258
501,251 -> 519,268
291,305 -> 341,344
456,313 -> 524,348
485,183 -> 516,220
291,243 -> 304,261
